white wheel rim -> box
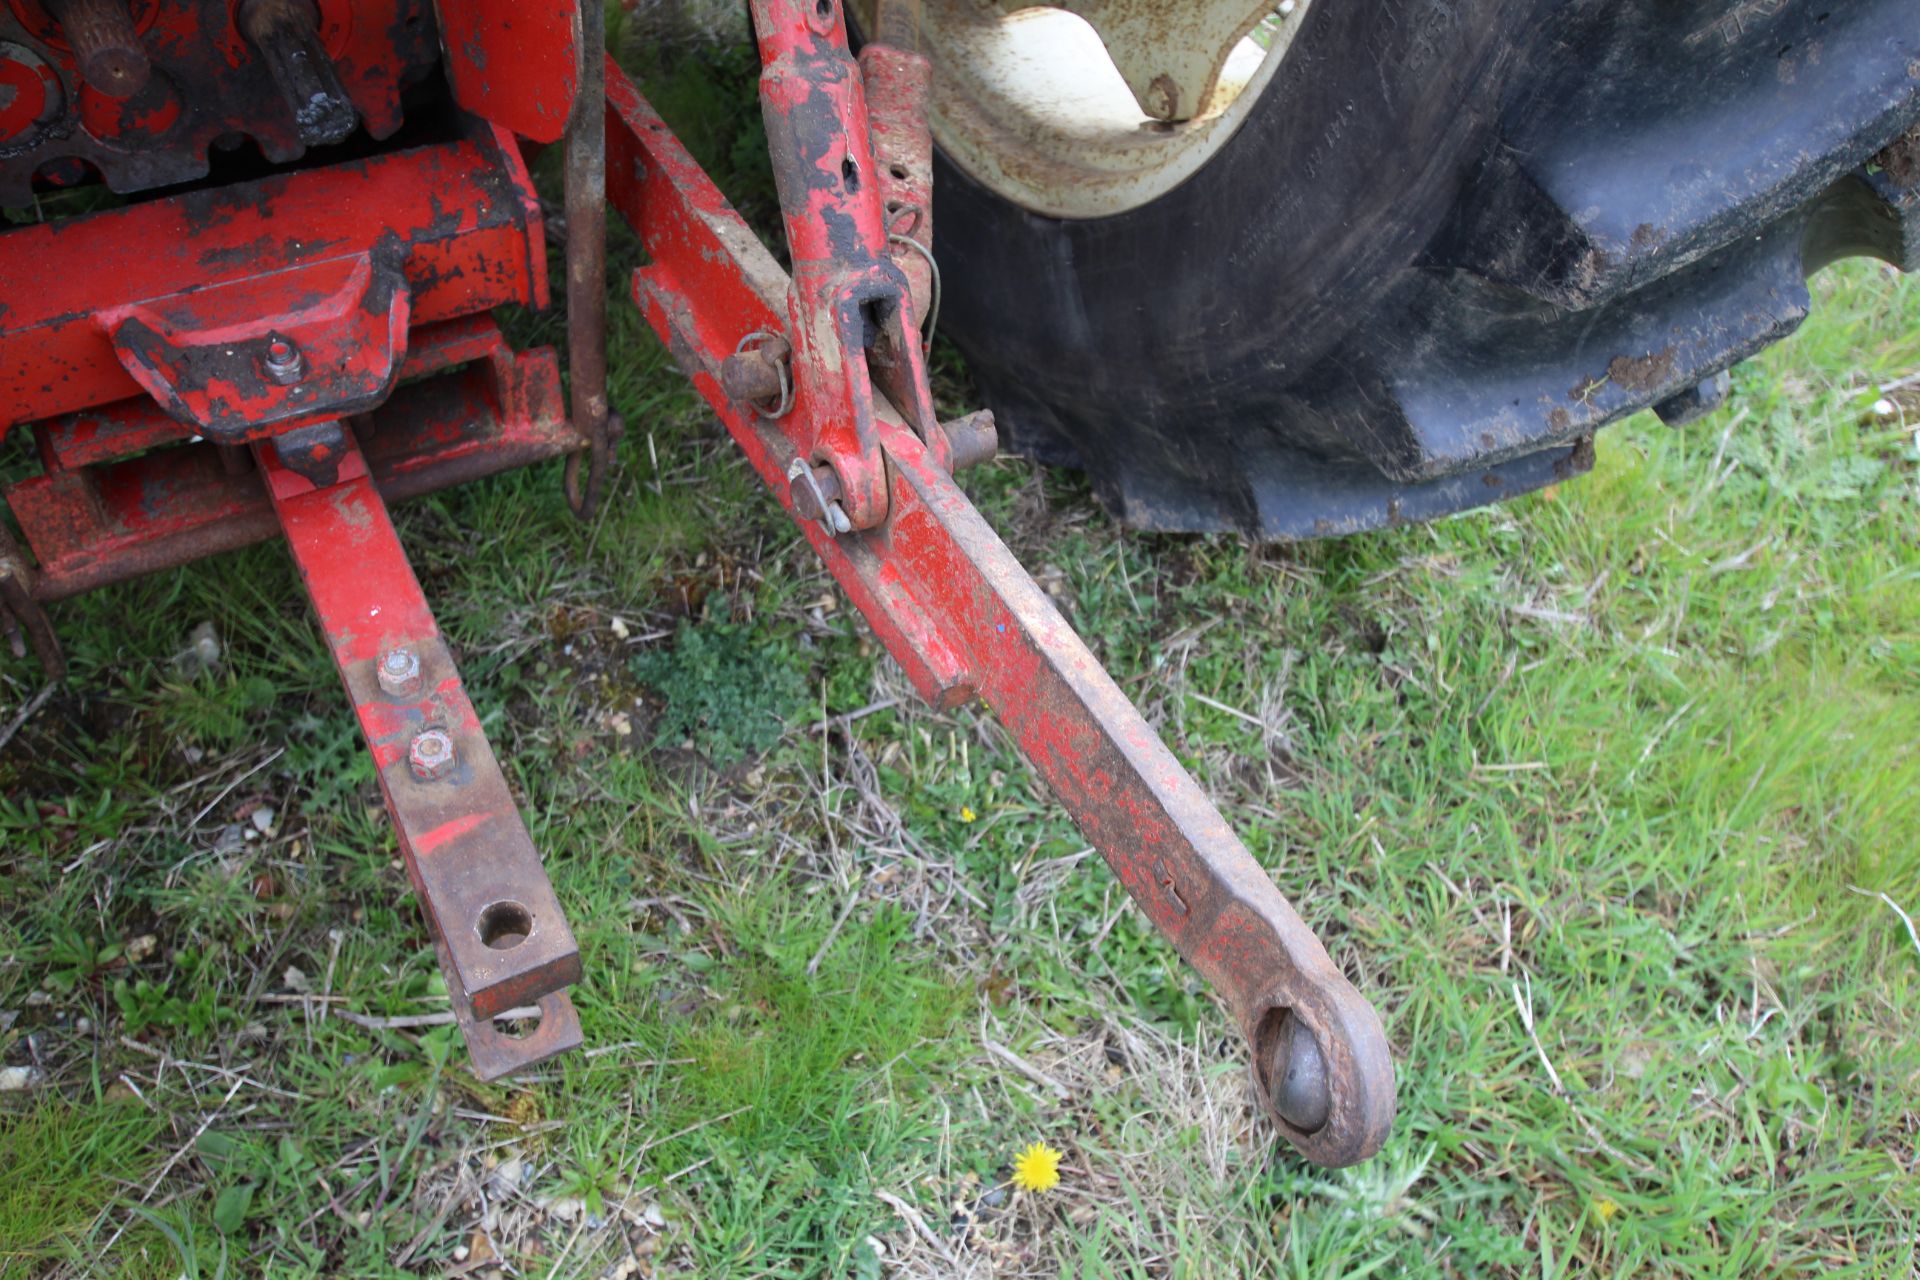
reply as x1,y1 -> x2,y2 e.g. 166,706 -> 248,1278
853,0 -> 1314,219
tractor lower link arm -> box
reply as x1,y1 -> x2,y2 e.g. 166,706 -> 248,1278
602,0 -> 1395,1166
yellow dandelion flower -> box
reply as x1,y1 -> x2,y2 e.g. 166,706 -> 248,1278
1591,1196 -> 1620,1223
960,806 -> 977,823
1010,1141 -> 1062,1193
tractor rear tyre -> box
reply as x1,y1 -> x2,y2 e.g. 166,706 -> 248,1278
883,0 -> 1920,537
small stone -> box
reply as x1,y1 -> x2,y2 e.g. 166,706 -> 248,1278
541,1194 -> 584,1221
125,934 -> 158,964
609,712 -> 633,737
283,966 -> 311,994
1874,397 -> 1897,416
74,1017 -> 91,1034
610,616 -> 631,639
488,1157 -> 524,1194
178,621 -> 221,674
25,990 -> 50,1007
465,1229 -> 496,1264
642,1203 -> 666,1229
0,1066 -> 40,1091
251,806 -> 276,834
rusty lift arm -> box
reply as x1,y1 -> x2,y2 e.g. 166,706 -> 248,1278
602,0 -> 1394,1165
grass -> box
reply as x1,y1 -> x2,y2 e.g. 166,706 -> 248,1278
4,48 -> 1920,1280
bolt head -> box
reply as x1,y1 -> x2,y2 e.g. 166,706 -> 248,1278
408,728 -> 456,781
376,648 -> 422,697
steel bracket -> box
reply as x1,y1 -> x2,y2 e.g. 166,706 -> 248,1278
736,0 -> 953,533
101,240 -> 412,443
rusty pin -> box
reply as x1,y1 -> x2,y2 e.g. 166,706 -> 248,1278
262,334 -> 306,385
720,347 -> 784,402
720,336 -> 792,413
943,409 -> 998,470
786,457 -> 852,534
376,647 -> 421,698
408,728 -> 456,781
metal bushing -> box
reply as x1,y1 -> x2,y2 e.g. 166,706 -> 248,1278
1267,1012 -> 1332,1134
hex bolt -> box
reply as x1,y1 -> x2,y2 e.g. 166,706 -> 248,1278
261,334 -> 306,386
408,728 -> 456,781
376,647 -> 421,698
1268,1013 -> 1332,1135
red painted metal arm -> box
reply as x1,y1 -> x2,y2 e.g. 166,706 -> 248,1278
256,429 -> 583,1079
606,40 -> 1393,1164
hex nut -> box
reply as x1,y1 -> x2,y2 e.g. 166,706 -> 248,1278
376,647 -> 422,698
262,334 -> 306,386
408,728 -> 456,781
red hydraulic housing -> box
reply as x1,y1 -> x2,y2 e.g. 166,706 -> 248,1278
1,0 -> 601,1075
0,0 -> 1395,1161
